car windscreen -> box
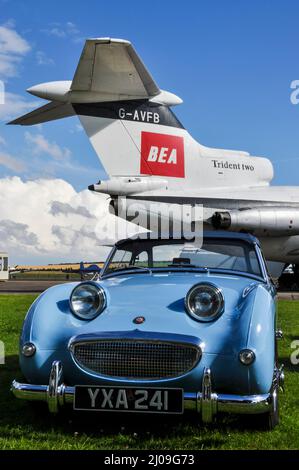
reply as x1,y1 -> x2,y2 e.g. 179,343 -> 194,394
103,238 -> 263,277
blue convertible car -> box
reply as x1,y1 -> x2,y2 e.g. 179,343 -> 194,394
12,232 -> 284,428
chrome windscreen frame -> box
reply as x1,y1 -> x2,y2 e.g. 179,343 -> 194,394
100,238 -> 269,284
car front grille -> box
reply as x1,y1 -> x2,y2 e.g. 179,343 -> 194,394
71,339 -> 201,380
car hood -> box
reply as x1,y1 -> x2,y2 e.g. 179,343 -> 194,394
100,271 -> 252,313
27,271 -> 271,355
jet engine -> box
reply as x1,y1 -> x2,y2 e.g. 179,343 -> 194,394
211,208 -> 299,237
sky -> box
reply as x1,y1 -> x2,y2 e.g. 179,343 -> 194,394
0,0 -> 299,264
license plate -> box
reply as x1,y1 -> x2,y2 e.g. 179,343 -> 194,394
74,386 -> 184,414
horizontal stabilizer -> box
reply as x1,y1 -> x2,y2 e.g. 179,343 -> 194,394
7,101 -> 75,126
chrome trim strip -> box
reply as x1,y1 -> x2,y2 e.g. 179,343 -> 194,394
68,330 -> 203,349
11,361 -> 274,417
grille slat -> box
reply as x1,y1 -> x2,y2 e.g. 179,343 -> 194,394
72,339 -> 201,380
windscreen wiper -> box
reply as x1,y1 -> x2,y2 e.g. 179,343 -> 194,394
107,265 -> 153,275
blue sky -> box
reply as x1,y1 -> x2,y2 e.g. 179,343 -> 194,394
1,0 -> 299,189
1,0 -> 299,264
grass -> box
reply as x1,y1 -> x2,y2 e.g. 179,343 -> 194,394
0,295 -> 298,450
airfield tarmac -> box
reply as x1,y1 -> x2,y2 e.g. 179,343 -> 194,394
0,279 -> 298,299
0,280 -> 68,293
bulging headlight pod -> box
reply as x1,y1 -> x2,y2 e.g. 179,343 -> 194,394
185,283 -> 224,322
70,282 -> 106,320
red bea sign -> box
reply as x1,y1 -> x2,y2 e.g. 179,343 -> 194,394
140,132 -> 185,178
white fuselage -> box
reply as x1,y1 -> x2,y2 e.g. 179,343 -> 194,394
12,37 -> 299,268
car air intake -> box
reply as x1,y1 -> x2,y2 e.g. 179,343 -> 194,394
71,339 -> 201,380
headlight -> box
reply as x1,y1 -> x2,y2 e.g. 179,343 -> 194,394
185,283 -> 224,322
239,349 -> 255,365
22,342 -> 36,357
70,282 -> 106,320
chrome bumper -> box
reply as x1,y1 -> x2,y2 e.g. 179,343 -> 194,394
11,361 -> 275,422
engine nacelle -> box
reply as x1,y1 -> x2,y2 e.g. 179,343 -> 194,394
212,208 -> 299,237
89,177 -> 168,196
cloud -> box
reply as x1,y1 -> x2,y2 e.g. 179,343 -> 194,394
52,224 -> 105,248
0,219 -> 38,246
0,91 -> 37,121
25,131 -> 71,160
50,201 -> 95,218
0,151 -> 26,172
43,27 -> 66,38
0,23 -> 31,78
36,51 -> 54,66
0,53 -> 21,78
0,136 -> 6,146
66,22 -> 80,34
0,24 -> 30,55
70,123 -> 83,134
0,176 -> 137,264
41,21 -> 80,40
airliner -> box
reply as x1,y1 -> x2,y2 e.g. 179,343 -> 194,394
9,38 -> 299,276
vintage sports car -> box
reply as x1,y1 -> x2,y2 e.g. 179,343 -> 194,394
12,232 -> 284,428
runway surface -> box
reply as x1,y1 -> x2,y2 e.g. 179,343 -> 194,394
1,279 -> 299,298
0,280 -> 69,293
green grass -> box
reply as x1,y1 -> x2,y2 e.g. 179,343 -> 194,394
0,295 -> 298,450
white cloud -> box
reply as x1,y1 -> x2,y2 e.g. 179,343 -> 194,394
0,176 -> 138,264
66,22 -> 80,35
69,123 -> 83,134
0,136 -> 6,146
0,53 -> 21,78
0,91 -> 37,121
41,21 -> 80,40
0,219 -> 38,246
36,51 -> 54,66
0,24 -> 30,55
0,23 -> 31,78
43,27 -> 66,38
0,151 -> 26,172
25,131 -> 71,160
50,201 -> 95,218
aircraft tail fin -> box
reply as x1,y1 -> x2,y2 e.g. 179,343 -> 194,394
8,38 -> 187,180
8,37 -> 274,191
71,38 -> 160,98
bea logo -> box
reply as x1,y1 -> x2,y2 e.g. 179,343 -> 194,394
140,132 -> 185,178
